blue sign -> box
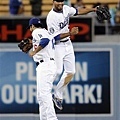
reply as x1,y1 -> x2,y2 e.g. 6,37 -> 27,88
0,49 -> 112,114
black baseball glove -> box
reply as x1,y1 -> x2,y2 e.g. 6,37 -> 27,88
18,38 -> 33,53
96,6 -> 111,21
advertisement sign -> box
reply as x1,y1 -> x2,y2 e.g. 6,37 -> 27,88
69,17 -> 93,42
0,48 -> 112,116
0,51 -> 37,113
60,49 -> 112,114
0,17 -> 93,43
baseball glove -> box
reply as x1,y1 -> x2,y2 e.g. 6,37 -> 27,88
18,38 -> 33,53
96,6 -> 111,21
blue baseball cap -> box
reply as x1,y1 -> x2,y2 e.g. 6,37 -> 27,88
27,17 -> 42,29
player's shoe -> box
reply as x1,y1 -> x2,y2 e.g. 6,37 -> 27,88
52,94 -> 63,110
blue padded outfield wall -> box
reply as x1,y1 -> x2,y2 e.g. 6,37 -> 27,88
0,43 -> 120,120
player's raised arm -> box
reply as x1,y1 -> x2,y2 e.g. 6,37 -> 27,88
66,3 -> 96,15
54,27 -> 79,41
77,7 -> 97,15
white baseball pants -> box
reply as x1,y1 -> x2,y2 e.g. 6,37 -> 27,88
54,41 -> 76,100
36,60 -> 58,120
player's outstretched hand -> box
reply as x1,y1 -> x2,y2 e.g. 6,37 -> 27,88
70,27 -> 79,35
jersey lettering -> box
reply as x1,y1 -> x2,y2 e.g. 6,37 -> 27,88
38,34 -> 42,38
49,27 -> 55,34
59,16 -> 69,29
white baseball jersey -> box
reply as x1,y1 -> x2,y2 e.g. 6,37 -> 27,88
31,28 -> 55,62
46,5 -> 77,100
31,28 -> 58,120
47,5 -> 77,41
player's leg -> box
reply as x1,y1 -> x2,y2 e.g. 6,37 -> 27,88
54,45 -> 64,78
36,62 -> 58,120
52,45 -> 65,110
53,44 -> 75,110
54,52 -> 75,99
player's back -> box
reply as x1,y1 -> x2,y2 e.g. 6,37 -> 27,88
32,28 -> 55,63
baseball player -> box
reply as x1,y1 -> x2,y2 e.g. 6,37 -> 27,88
46,0 -> 97,110
25,17 -> 78,120
27,17 -> 58,120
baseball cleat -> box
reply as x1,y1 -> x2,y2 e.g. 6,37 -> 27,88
52,94 -> 63,110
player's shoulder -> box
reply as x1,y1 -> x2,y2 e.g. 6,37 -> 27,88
33,28 -> 50,38
32,28 -> 44,36
63,5 -> 74,10
63,5 -> 70,9
38,28 -> 48,35
63,5 -> 76,13
47,9 -> 54,16
47,10 -> 53,20
40,28 -> 50,37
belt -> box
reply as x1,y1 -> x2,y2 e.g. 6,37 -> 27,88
36,58 -> 54,67
60,39 -> 69,42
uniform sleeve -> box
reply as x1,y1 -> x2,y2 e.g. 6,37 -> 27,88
66,5 -> 78,16
32,30 -> 50,48
39,38 -> 50,48
46,11 -> 61,36
54,34 -> 60,41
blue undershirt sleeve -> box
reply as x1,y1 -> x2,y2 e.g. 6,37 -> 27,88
39,38 -> 50,48
54,34 -> 60,41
